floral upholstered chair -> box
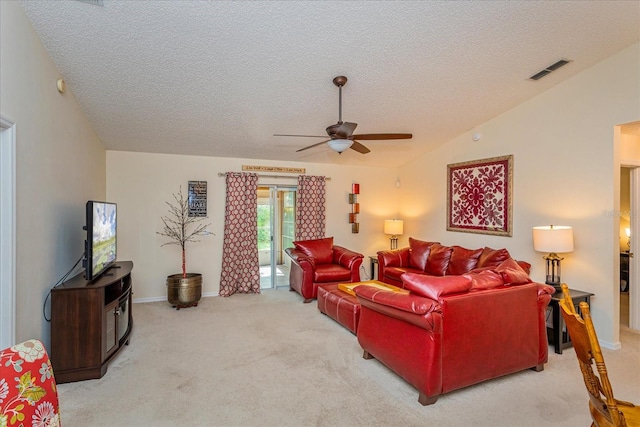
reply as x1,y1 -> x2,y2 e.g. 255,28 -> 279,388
0,339 -> 61,427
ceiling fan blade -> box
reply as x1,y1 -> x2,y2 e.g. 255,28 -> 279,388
337,122 -> 358,137
350,140 -> 370,154
296,140 -> 330,152
274,134 -> 327,138
352,133 -> 413,140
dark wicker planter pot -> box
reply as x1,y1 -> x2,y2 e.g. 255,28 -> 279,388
166,273 -> 202,310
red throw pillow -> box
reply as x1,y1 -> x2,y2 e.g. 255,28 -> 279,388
402,272 -> 472,300
293,237 -> 334,264
467,270 -> 504,290
425,244 -> 453,276
477,247 -> 511,268
517,260 -> 532,275
408,238 -> 437,271
446,246 -> 483,275
495,258 -> 532,285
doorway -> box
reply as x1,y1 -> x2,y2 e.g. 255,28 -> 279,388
0,116 -> 16,349
620,167 -> 631,328
257,186 -> 296,289
619,120 -> 640,331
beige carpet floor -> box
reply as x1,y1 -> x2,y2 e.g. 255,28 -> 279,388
57,288 -> 640,427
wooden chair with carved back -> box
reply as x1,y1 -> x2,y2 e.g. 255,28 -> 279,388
559,284 -> 639,427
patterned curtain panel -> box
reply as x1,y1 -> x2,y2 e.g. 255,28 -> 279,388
219,172 -> 261,296
295,175 -> 326,241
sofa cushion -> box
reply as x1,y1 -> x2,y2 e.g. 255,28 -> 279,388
408,238 -> 436,271
402,273 -> 472,300
467,270 -> 504,290
314,263 -> 351,282
425,244 -> 454,276
384,266 -> 423,283
294,237 -> 334,264
477,247 -> 511,268
496,258 -> 532,285
446,246 -> 483,275
355,285 -> 441,316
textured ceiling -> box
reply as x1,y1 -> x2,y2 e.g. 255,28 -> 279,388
19,0 -> 640,168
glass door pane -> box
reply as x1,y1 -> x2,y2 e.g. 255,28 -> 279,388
278,188 -> 296,288
258,186 -> 296,289
257,187 -> 272,289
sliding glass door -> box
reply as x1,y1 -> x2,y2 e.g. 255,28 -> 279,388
257,186 -> 296,289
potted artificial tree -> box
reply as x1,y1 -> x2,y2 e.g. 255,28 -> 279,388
157,187 -> 211,309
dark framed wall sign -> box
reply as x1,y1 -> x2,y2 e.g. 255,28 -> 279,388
447,155 -> 513,236
188,181 -> 207,217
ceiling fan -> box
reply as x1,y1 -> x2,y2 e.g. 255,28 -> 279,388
274,76 -> 412,154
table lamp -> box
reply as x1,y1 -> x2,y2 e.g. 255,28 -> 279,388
626,227 -> 631,250
532,225 -> 574,290
384,219 -> 404,250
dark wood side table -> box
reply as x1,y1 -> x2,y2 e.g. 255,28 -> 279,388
548,288 -> 594,354
369,256 -> 378,280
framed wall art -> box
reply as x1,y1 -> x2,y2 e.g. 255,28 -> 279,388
446,155 -> 513,236
188,180 -> 207,217
348,183 -> 360,233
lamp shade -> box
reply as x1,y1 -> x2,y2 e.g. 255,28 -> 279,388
327,139 -> 353,153
532,225 -> 574,253
384,219 -> 404,236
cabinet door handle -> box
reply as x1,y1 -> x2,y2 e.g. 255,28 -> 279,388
115,309 -> 121,316
630,253 -> 635,258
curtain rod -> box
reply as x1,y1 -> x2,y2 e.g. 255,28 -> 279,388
217,172 -> 330,181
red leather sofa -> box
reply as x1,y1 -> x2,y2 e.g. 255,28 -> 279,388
378,237 -> 533,286
355,256 -> 555,405
285,237 -> 364,303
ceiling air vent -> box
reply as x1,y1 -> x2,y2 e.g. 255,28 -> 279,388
529,59 -> 571,81
76,0 -> 104,6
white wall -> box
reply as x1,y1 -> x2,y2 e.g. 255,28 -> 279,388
106,151 -> 398,301
0,2 -> 106,345
620,132 -> 640,160
398,43 -> 640,347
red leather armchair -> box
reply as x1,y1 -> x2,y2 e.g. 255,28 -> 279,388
285,237 -> 364,303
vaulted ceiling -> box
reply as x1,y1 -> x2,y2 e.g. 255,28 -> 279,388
19,1 -> 640,168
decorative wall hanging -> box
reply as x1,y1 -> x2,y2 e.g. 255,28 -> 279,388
349,183 -> 360,233
447,155 -> 513,236
188,181 -> 207,217
242,165 -> 305,174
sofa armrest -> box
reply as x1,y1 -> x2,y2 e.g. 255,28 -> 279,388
285,247 -> 317,301
377,247 -> 410,267
533,282 -> 554,364
333,245 -> 364,269
536,282 -> 556,298
285,247 -> 315,269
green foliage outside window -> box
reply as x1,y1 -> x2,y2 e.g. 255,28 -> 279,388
257,204 -> 271,250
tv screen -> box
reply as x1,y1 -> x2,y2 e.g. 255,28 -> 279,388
84,201 -> 117,281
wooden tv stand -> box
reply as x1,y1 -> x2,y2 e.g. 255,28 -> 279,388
50,260 -> 133,383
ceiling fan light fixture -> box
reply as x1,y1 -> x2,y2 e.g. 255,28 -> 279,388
327,139 -> 353,153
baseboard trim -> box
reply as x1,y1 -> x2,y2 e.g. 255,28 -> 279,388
133,292 -> 219,304
600,340 -> 622,350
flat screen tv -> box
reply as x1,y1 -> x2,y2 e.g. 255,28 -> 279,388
84,200 -> 117,281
